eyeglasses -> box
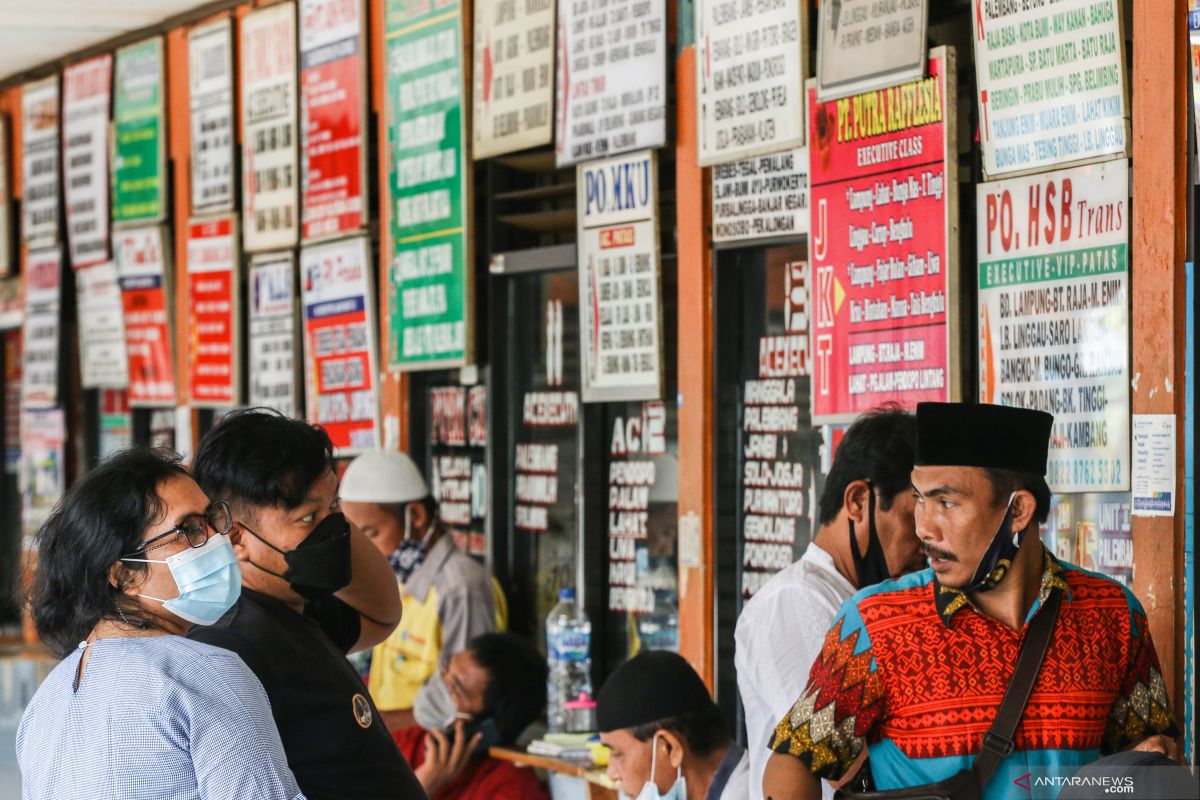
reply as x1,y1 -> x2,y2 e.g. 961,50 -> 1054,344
123,501 -> 233,557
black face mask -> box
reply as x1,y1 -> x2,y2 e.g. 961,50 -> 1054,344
961,495 -> 1020,594
243,511 -> 352,601
849,485 -> 892,588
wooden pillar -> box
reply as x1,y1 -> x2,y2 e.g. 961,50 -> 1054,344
1130,0 -> 1188,725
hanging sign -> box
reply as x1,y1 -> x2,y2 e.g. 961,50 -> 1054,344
816,0 -> 928,101
809,49 -> 959,424
22,77 -> 60,246
300,0 -> 368,240
242,2 -> 300,251
712,147 -> 809,243
99,389 -> 133,460
63,55 -> 112,267
300,235 -> 380,452
429,384 -> 489,556
695,0 -> 807,166
189,18 -> 236,213
385,0 -> 471,369
20,407 -> 66,540
22,248 -> 62,408
186,216 -> 240,407
973,0 -> 1127,179
112,38 -> 166,224
249,251 -> 300,417
0,116 -> 10,276
0,278 -> 20,329
978,160 -> 1128,493
114,227 -> 176,406
76,261 -> 129,389
472,0 -> 554,159
555,0 -> 667,167
4,331 -> 21,472
577,150 -> 663,402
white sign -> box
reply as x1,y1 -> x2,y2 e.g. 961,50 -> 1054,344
712,147 -> 809,242
242,2 -> 300,251
249,252 -> 299,417
473,0 -> 555,159
977,160 -> 1129,493
973,0 -> 1128,178
190,18 -> 236,213
1132,414 -> 1175,517
22,247 -> 62,408
62,55 -> 112,268
76,261 -> 129,388
817,0 -> 927,101
577,150 -> 662,402
695,0 -> 807,166
22,77 -> 60,246
0,116 -> 11,276
555,0 -> 667,166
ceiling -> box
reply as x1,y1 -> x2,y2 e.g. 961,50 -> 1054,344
0,0 -> 212,82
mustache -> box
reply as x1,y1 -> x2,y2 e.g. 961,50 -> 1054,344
921,542 -> 958,562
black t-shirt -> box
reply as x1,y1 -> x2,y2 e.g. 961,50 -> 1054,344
188,588 -> 427,800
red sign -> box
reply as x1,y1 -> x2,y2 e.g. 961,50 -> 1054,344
4,330 -> 21,471
300,0 -> 367,240
808,51 -> 955,423
115,228 -> 175,406
186,217 -> 240,406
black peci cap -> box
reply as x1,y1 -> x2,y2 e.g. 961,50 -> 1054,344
915,403 -> 1054,475
596,651 -> 716,734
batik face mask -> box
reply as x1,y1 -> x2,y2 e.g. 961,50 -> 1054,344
962,493 -> 1019,594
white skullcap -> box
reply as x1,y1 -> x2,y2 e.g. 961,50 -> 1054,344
340,449 -> 430,504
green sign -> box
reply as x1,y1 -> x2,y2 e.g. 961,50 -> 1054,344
113,38 -> 166,224
385,0 -> 470,369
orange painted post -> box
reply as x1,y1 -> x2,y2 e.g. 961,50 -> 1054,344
675,38 -> 715,686
1130,0 -> 1188,723
165,27 -> 196,450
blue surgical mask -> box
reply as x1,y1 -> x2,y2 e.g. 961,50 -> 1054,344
631,732 -> 686,800
123,533 -> 242,625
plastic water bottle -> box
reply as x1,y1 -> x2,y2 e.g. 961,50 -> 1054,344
546,587 -> 593,733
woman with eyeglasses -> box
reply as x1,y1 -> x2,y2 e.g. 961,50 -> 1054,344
16,449 -> 305,800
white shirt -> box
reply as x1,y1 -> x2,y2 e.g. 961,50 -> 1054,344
734,542 -> 856,800
711,747 -> 752,800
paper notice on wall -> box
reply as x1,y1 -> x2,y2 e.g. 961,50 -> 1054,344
554,0 -> 667,166
20,407 -> 66,540
249,252 -> 299,417
21,247 -> 62,408
76,261 -> 129,389
112,38 -> 167,224
972,0 -> 1128,178
1132,414 -> 1175,517
473,0 -> 555,159
189,19 -> 236,213
577,150 -> 663,402
712,148 -> 809,242
242,2 -> 300,251
186,216 -> 241,407
816,0 -> 927,101
695,0 -> 807,165
62,55 -> 112,267
21,77 -> 60,246
977,159 -> 1129,492
114,226 -> 176,407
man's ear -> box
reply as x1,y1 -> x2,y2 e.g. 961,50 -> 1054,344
658,729 -> 686,770
1010,489 -> 1038,534
843,480 -> 871,527
409,501 -> 431,534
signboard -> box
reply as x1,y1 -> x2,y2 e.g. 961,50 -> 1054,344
242,2 -> 300,251
972,0 -> 1128,179
300,236 -> 380,452
99,389 -> 133,460
63,55 -> 112,267
249,251 -> 300,417
577,150 -> 662,402
21,247 -> 62,408
695,0 -> 807,166
112,38 -> 167,224
554,0 -> 667,166
4,331 -> 21,472
385,0 -> 471,369
22,77 -> 60,246
76,261 -> 129,388
189,18 -> 236,213
0,278 -> 20,329
0,116 -> 12,275
712,147 -> 809,243
20,407 -> 66,540
809,50 -> 959,423
186,216 -> 240,407
978,160 -> 1129,493
429,384 -> 489,557
300,0 -> 369,240
114,226 -> 176,406
472,0 -> 554,159
816,0 -> 928,101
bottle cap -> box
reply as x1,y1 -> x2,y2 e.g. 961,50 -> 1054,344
558,587 -> 576,601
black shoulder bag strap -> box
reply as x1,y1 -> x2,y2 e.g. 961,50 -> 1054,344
970,587 -> 1064,787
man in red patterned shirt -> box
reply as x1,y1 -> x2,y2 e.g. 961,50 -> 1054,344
762,403 -> 1179,800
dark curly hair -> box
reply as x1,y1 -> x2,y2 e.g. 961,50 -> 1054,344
26,448 -> 188,657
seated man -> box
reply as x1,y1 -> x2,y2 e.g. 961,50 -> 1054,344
341,449 -> 501,731
598,651 -> 748,800
393,632 -> 550,800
